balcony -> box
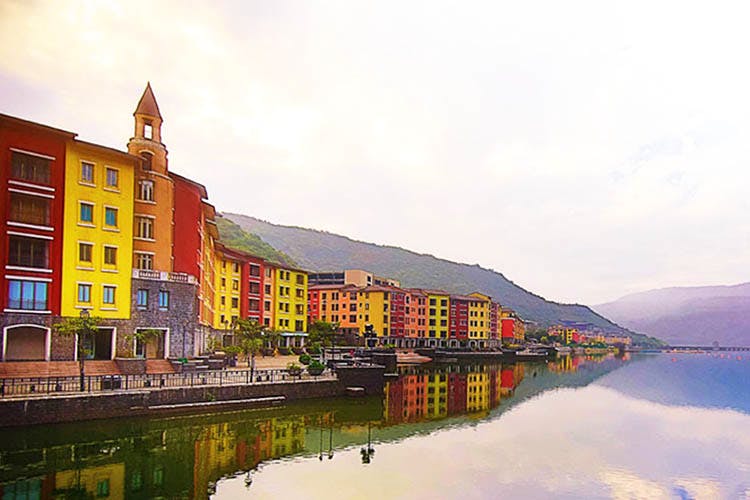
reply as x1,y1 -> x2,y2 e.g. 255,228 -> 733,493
132,269 -> 198,284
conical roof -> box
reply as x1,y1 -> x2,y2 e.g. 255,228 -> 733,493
133,82 -> 162,119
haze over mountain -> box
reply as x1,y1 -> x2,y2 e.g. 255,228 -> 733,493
223,213 -> 659,345
594,283 -> 750,346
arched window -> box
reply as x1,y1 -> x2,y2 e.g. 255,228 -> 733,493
140,151 -> 153,171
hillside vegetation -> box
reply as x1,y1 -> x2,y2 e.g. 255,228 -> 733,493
215,215 -> 296,267
223,212 -> 660,345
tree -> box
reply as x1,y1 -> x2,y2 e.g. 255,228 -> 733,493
308,321 -> 339,348
234,318 -> 265,379
53,312 -> 101,391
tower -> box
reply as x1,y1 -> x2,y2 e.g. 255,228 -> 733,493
127,83 -> 174,273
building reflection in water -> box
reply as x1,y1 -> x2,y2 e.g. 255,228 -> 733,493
0,355 -> 623,499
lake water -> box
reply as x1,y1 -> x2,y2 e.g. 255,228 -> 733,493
1,353 -> 748,499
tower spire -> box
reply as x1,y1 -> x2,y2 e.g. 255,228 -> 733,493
134,82 -> 162,119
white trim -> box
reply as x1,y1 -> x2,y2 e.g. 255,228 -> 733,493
134,327 -> 170,359
101,269 -> 119,274
3,309 -> 51,314
77,223 -> 96,228
8,179 -> 55,192
104,166 -> 120,190
76,266 -> 95,271
5,275 -> 52,282
5,266 -> 53,274
7,230 -> 53,240
10,147 -> 55,161
133,237 -> 156,242
133,250 -> 155,256
7,221 -> 54,232
2,324 -> 51,361
134,213 -> 156,219
8,187 -> 55,199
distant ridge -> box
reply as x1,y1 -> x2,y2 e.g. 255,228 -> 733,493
223,212 -> 658,345
594,283 -> 750,346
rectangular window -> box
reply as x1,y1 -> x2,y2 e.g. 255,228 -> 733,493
136,289 -> 149,308
231,297 -> 239,309
9,193 -> 50,226
11,151 -> 51,184
78,283 -> 91,303
232,262 -> 239,273
158,290 -> 170,309
7,279 -> 48,310
135,252 -> 153,270
138,180 -> 154,201
102,286 -> 115,305
104,207 -> 118,227
232,279 -> 239,291
79,243 -> 93,263
249,298 -> 260,311
249,282 -> 260,294
8,236 -> 49,268
249,265 -> 261,277
79,202 -> 94,223
104,246 -> 117,266
105,167 -> 119,188
136,217 -> 153,239
295,320 -> 304,331
96,479 -> 110,497
80,161 -> 94,183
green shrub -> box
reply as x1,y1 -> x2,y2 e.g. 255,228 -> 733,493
299,354 -> 312,365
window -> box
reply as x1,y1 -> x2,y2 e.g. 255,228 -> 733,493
144,123 -> 153,140
231,297 -> 239,309
220,296 -> 226,306
249,282 -> 260,294
136,289 -> 149,308
80,161 -> 94,183
232,262 -> 239,273
264,284 -> 271,294
158,290 -> 170,309
104,246 -> 117,266
78,284 -> 91,303
7,280 -> 48,310
220,277 -> 226,289
102,286 -> 115,305
295,320 -> 304,331
249,298 -> 260,311
296,275 -> 304,285
140,151 -> 153,171
79,202 -> 94,224
96,479 -> 110,497
105,167 -> 118,188
104,207 -> 118,227
249,265 -> 260,277
138,180 -> 154,201
8,236 -> 49,268
232,279 -> 239,291
79,243 -> 93,263
9,193 -> 50,226
264,301 -> 271,311
136,216 -> 153,239
11,151 -> 51,184
135,252 -> 153,270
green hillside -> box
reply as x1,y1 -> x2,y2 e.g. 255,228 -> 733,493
223,212 -> 659,346
215,215 -> 296,267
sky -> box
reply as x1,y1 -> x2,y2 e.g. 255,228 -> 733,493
1,0 -> 748,305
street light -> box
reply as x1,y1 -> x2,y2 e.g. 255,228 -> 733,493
78,309 -> 90,392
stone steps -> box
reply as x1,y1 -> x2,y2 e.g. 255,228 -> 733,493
0,359 -> 175,379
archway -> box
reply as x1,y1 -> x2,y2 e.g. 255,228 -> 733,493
3,325 -> 49,361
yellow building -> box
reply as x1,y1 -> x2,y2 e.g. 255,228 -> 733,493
357,286 -> 390,336
267,264 -> 308,332
61,140 -> 136,321
212,244 -> 243,331
468,292 -> 491,342
425,372 -> 448,419
426,290 -> 450,342
55,463 -> 125,499
466,371 -> 490,414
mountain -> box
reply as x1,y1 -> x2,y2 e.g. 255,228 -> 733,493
215,215 -> 296,266
594,283 -> 750,346
223,212 -> 659,345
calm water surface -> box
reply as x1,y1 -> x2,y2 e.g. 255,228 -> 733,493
1,353 -> 749,499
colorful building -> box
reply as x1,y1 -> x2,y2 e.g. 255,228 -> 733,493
266,263 -> 308,333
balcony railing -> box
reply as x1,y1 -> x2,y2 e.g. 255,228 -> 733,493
132,269 -> 198,284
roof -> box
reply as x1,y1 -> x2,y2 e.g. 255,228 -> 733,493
134,82 -> 163,119
0,113 -> 77,139
73,139 -> 139,163
309,284 -> 361,291
171,171 -> 208,199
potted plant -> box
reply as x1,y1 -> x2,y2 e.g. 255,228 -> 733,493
286,362 -> 302,377
223,345 -> 242,367
298,353 -> 312,365
307,359 -> 325,376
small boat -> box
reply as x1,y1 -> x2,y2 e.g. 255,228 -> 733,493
555,346 -> 572,354
513,348 -> 549,360
396,352 -> 433,365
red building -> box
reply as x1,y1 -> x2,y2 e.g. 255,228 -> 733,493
449,295 -> 470,343
501,317 -> 515,342
1,114 -> 74,361
171,172 -> 208,279
388,288 -> 407,338
245,254 -> 265,323
447,370 -> 467,416
489,302 -> 499,340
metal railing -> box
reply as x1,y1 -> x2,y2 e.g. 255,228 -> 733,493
0,367 -> 336,398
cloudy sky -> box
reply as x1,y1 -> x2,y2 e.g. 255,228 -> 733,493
1,1 -> 748,305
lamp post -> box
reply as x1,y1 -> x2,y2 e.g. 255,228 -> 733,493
78,309 -> 90,392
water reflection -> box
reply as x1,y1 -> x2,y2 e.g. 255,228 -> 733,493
0,354 -> 634,499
